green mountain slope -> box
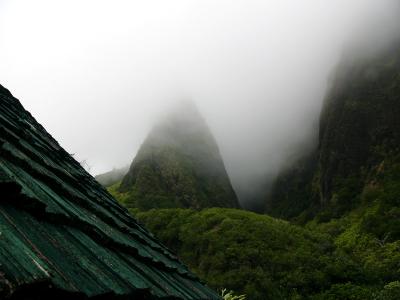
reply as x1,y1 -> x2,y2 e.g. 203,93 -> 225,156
116,101 -> 240,210
258,41 -> 400,299
107,43 -> 400,300
266,42 -> 400,222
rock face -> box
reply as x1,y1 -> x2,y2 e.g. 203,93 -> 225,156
266,42 -> 400,220
0,86 -> 219,300
118,101 -> 240,210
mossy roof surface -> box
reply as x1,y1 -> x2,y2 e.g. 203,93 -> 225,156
0,84 -> 219,300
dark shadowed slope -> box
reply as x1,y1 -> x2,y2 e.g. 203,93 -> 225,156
0,85 -> 219,300
117,101 -> 240,210
266,41 -> 400,221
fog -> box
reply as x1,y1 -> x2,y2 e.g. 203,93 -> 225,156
1,0 -> 399,208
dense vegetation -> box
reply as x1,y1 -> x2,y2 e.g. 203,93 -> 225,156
131,207 -> 335,299
266,43 -> 400,221
119,207 -> 399,300
107,43 -> 400,299
116,101 -> 239,210
257,43 -> 400,298
108,127 -> 400,299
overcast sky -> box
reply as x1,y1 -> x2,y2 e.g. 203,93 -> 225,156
1,0 -> 399,206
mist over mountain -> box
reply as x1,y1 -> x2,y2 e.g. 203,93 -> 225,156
95,166 -> 129,187
111,101 -> 240,210
1,0 -> 400,209
125,39 -> 400,298
3,1 -> 400,299
266,37 -> 400,222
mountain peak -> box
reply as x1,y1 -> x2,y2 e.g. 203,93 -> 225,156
119,101 -> 240,210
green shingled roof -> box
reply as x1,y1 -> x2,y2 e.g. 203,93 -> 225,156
0,84 -> 220,300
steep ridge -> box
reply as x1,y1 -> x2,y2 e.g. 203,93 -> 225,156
0,85 -> 219,299
115,101 -> 240,210
266,41 -> 400,223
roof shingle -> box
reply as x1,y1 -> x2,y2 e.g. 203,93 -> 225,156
0,85 -> 220,300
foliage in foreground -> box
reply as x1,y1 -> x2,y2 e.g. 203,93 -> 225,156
221,289 -> 246,300
128,207 -> 396,300
110,155 -> 400,299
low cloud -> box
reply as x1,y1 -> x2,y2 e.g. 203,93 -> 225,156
1,0 -> 399,207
